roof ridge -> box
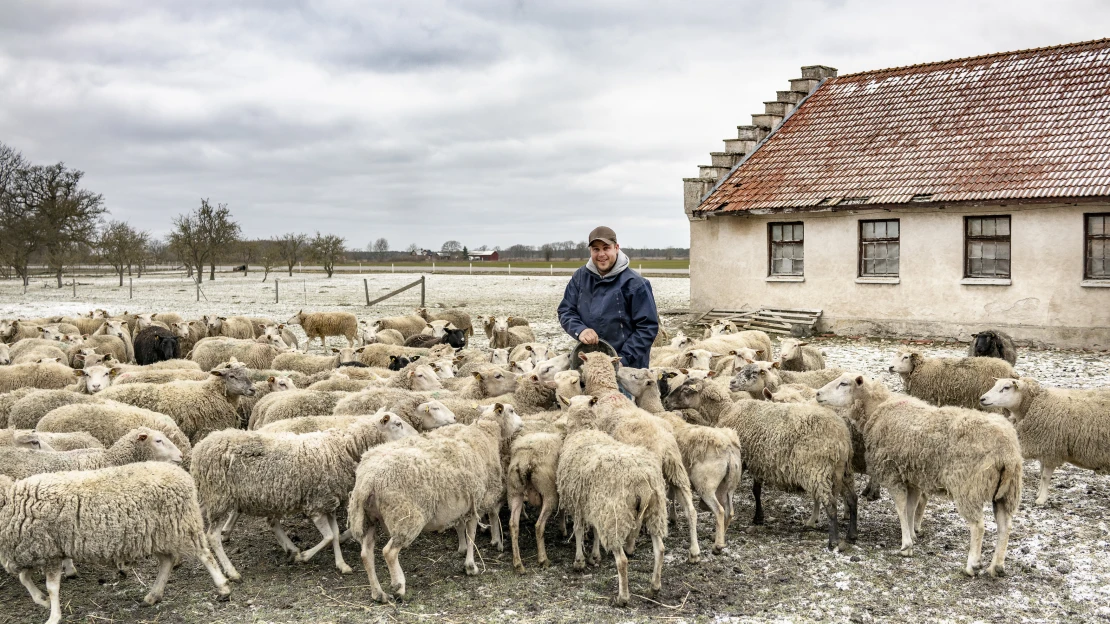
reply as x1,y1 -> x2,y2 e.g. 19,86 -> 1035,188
836,37 -> 1110,79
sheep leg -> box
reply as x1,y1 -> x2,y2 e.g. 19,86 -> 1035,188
913,493 -> 928,536
824,495 -> 840,550
268,518 -> 301,560
295,513 -> 336,563
805,497 -> 821,528
44,565 -> 62,624
17,569 -> 48,607
862,477 -> 882,501
194,543 -> 232,600
463,515 -> 480,576
207,514 -> 241,581
716,477 -> 735,526
1036,461 -> 1059,506
382,537 -> 407,597
61,558 -> 77,578
489,506 -> 504,552
220,509 -> 240,537
843,486 -> 859,543
699,489 -> 727,554
535,496 -> 555,568
144,553 -> 174,605
614,546 -> 631,607
359,523 -> 388,603
752,480 -> 765,525
676,482 -> 701,563
572,523 -> 587,570
327,514 -> 354,574
987,503 -> 1012,577
650,531 -> 665,597
667,486 -> 678,523
510,494 -> 526,574
625,518 -> 640,555
455,525 -> 468,554
590,528 -> 602,566
889,485 -> 914,556
965,515 -> 986,576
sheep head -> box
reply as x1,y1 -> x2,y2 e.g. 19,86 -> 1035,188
415,400 -> 457,429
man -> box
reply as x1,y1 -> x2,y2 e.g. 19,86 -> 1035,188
557,226 -> 659,369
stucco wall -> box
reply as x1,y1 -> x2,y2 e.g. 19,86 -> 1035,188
689,204 -> 1110,349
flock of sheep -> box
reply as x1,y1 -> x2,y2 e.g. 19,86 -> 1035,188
0,307 -> 1106,622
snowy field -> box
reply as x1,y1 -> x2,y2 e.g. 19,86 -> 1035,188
2,271 -> 1109,623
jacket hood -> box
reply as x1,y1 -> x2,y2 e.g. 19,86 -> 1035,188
586,250 -> 630,279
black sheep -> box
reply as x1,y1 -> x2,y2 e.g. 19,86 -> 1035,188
967,330 -> 1017,365
387,355 -> 420,371
403,329 -> 467,350
133,326 -> 180,365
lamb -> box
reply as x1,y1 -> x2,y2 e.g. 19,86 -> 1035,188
889,349 -> 1015,410
968,330 -> 1018,365
667,378 -> 858,549
133,326 -> 180,365
619,366 -> 743,554
96,366 -> 256,442
417,307 -> 474,337
0,427 -> 183,480
171,320 -> 208,355
555,395 -> 667,606
202,314 -> 256,339
355,343 -> 427,368
980,377 -> 1110,505
248,390 -> 349,430
192,418 -> 388,578
507,429 -> 564,573
481,315 -> 530,338
778,338 -> 826,371
405,327 -> 468,349
0,463 -> 231,623
818,373 -> 1022,576
0,361 -> 78,393
0,429 -> 102,451
347,403 -> 522,602
489,317 -> 536,349
37,401 -> 193,459
372,313 -> 428,340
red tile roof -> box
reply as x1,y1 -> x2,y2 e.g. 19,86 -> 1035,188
698,39 -> 1110,215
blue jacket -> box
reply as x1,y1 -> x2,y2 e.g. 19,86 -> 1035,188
557,253 -> 659,369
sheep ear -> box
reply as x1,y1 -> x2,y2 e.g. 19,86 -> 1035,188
472,372 -> 482,380
728,350 -> 737,355
577,352 -> 588,363
588,396 -> 599,406
706,370 -> 717,377
854,375 -> 865,386
678,368 -> 688,374
525,345 -> 533,352
530,374 -> 539,381
494,403 -> 504,413
771,362 -> 780,369
82,333 -> 89,339
762,387 -> 773,400
665,372 -> 677,379
379,413 -> 392,425
557,395 -> 570,407
798,341 -> 808,346
355,347 -> 366,353
137,433 -> 148,441
610,356 -> 621,364
268,376 -> 276,383
108,367 -> 121,377
218,316 -> 227,320
74,369 -> 87,377
331,348 -> 339,353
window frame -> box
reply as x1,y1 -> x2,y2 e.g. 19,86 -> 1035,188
963,215 -> 1012,279
858,218 -> 900,278
767,221 -> 804,277
1085,213 -> 1110,280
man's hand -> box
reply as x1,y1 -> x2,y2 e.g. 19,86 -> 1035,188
579,328 -> 599,345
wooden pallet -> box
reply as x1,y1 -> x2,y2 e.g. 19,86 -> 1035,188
698,307 -> 822,335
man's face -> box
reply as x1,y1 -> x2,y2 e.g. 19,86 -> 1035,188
590,241 -> 619,274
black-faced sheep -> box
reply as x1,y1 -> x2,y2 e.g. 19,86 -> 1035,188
967,330 -> 1018,365
134,325 -> 180,365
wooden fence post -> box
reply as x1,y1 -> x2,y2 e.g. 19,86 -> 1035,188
364,278 -> 370,305
275,278 -> 279,303
420,276 -> 426,308
129,278 -> 133,299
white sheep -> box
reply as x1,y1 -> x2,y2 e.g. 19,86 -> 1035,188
0,427 -> 183,480
889,349 -> 1014,410
778,338 -> 826,371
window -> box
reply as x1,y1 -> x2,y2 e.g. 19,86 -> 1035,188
859,219 -> 900,277
1086,213 -> 1109,279
769,222 -> 804,276
965,216 -> 1011,278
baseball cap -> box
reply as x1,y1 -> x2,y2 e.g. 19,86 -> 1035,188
588,226 -> 617,245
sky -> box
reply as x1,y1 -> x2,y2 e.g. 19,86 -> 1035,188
0,0 -> 1106,251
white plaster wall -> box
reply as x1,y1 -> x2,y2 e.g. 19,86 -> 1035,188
689,204 -> 1110,349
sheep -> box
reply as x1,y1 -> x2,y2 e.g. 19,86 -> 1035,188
484,373 -> 556,415
619,366 -> 743,554
0,462 -> 231,622
555,395 -> 667,605
171,320 -> 208,355
37,401 -> 192,459
308,376 -> 377,392
114,368 -> 211,384
94,319 -> 136,363
270,349 -> 349,375
347,402 -> 522,602
0,429 -> 103,451
507,430 -> 564,573
0,427 -> 183,480
248,390 -> 349,430
201,314 -> 256,339
458,365 -> 519,400
0,319 -> 48,343
133,325 -> 180,365
419,319 -> 453,338
0,342 -> 9,364
698,329 -> 773,363
509,358 -> 535,375
778,338 -> 826,371
280,310 -> 357,350
192,418 -> 388,578
552,369 -> 585,403
890,349 -> 1015,410
96,366 -> 256,443
7,388 -> 103,429
490,317 -> 535,349
372,313 -> 428,340
509,343 -> 550,365
7,430 -> 54,450
417,307 -> 474,337
189,337 -> 282,371
358,322 -> 405,346
355,343 -> 427,368
780,367 -> 849,388
818,373 -> 1022,576
57,314 -> 105,336
480,314 -> 530,338
259,322 -> 300,350
667,378 -> 858,549
711,347 -> 761,377
405,327 -> 468,349
980,377 -> 1110,505
0,361 -> 78,393
534,353 -> 570,383
968,330 -> 1018,365
37,325 -> 82,343
11,343 -> 69,365
66,334 -> 129,365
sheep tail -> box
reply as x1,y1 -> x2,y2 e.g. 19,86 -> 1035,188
348,491 -> 372,540
992,460 -> 1022,514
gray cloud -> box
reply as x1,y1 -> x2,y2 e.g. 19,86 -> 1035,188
1,0 -> 1107,250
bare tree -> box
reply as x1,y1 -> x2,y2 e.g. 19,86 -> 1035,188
98,221 -> 149,287
259,238 -> 280,282
405,243 -> 420,254
277,232 -> 308,276
542,244 -> 554,261
29,163 -> 108,287
310,232 -> 346,278
168,199 -> 241,282
441,240 -> 462,258
373,237 -> 389,260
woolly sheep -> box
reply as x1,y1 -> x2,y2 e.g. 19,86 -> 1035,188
534,353 -> 570,383
0,462 -> 231,622
556,395 -> 667,605
552,369 -> 584,404
37,401 -> 193,460
484,373 -> 556,415
258,323 -> 300,350
308,376 -> 377,392
192,417 -> 388,577
507,429 -> 563,573
189,337 -> 282,371
968,330 -> 1018,365
457,365 -> 519,400
201,314 -> 255,340
94,319 -> 136,363
667,378 -> 858,549
480,315 -> 530,338
0,429 -> 103,451
0,427 -> 183,480
980,377 -> 1110,505
355,343 -> 428,368
509,343 -> 550,365
371,313 -> 428,340
509,358 -> 534,375
96,366 -> 256,442
347,402 -> 521,602
357,322 -> 405,346
171,320 -> 208,355
133,325 -> 180,365
698,329 -> 773,363
819,373 -> 1021,576
890,349 -> 1014,410
489,317 -> 535,349
417,307 -> 474,337
778,338 -> 826,371
248,390 -> 349,430
114,368 -> 211,384
7,388 -> 102,429
66,334 -> 129,366
0,361 -> 77,393
270,349 -> 346,375
279,310 -> 355,350
0,342 -> 8,365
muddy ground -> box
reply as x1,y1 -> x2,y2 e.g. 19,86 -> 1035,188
1,274 -> 1108,623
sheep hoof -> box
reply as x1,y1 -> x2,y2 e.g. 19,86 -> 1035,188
613,596 -> 629,607
338,564 -> 354,575
371,589 -> 388,603
390,581 -> 405,596
465,562 -> 479,576
1034,497 -> 1048,506
142,592 -> 162,606
987,565 -> 1005,578
572,559 -> 586,571
513,564 -> 526,575
687,552 -> 700,564
226,571 -> 241,583
898,546 -> 913,558
712,545 -> 725,555
963,565 -> 977,577
539,558 -> 551,569
588,554 -> 601,566
216,586 -> 232,601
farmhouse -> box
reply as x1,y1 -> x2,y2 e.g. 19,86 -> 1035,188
684,39 -> 1110,349
468,250 -> 500,261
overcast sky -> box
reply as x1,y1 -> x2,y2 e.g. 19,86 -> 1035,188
0,1 -> 1106,250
